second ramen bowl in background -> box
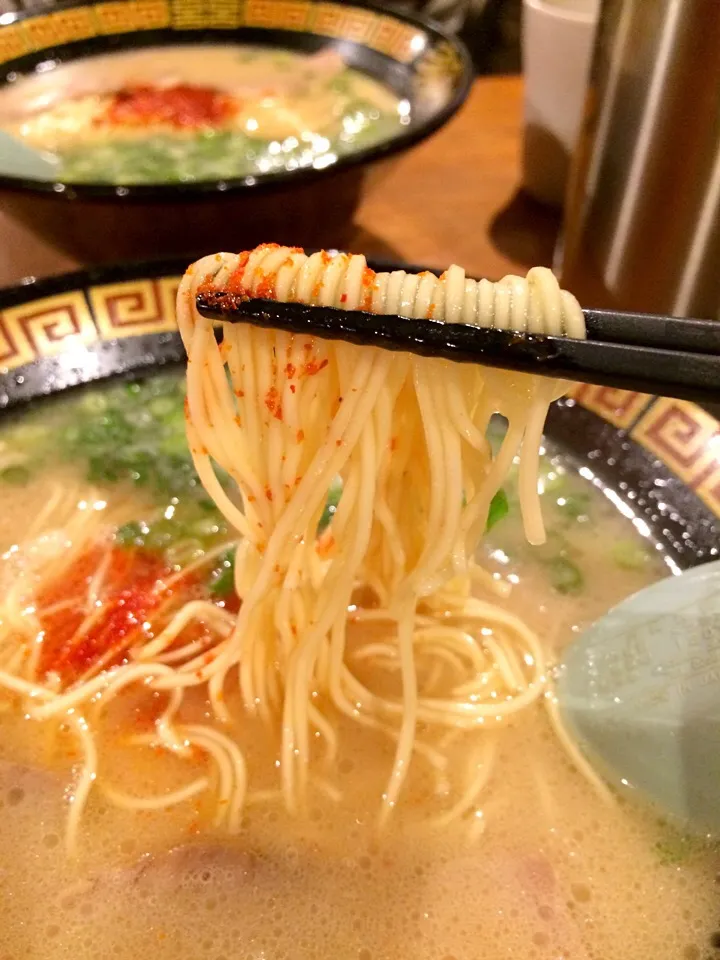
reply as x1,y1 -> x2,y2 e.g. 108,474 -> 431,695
0,0 -> 471,264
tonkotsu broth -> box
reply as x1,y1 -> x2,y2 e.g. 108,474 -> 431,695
0,45 -> 405,184
0,374 -> 717,960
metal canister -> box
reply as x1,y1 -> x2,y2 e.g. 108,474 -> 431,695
556,0 -> 720,319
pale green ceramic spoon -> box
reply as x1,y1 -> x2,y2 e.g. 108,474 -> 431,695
557,559 -> 720,833
0,130 -> 58,179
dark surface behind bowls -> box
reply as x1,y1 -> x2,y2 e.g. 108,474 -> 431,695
0,3 -> 472,262
0,257 -> 718,572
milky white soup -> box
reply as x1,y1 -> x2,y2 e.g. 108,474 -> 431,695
0,373 -> 717,960
0,46 -> 405,184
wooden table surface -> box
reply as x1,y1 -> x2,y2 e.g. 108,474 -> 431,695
0,75 -> 561,288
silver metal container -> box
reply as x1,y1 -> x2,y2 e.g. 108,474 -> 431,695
556,0 -> 720,319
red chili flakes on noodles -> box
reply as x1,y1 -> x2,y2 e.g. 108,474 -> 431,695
264,387 -> 283,421
360,267 -> 376,310
225,251 -> 252,292
255,272 -> 276,300
304,358 -> 328,377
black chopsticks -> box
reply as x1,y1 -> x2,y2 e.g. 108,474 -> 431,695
195,290 -> 720,405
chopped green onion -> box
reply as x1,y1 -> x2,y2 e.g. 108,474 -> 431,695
547,555 -> 584,594
486,489 -> 509,531
209,550 -> 236,597
318,478 -> 343,534
148,395 -> 177,418
79,393 -> 108,414
0,464 -> 30,485
612,539 -> 651,571
115,521 -> 146,547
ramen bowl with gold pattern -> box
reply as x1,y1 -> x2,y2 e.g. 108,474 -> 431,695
0,0 -> 471,264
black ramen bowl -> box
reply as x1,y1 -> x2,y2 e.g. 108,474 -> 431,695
0,0 -> 472,263
0,257 -> 718,569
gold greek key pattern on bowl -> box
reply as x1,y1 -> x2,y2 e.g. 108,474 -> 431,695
0,0 -> 171,62
244,0 -> 311,31
23,6 -> 96,48
370,17 -> 423,63
569,384 -> 652,431
313,3 -> 375,43
0,292 -> 96,371
94,0 -> 170,35
632,398 -> 720,517
0,0 -> 432,67
0,279 -> 182,371
563,384 -> 720,519
90,278 -> 179,339
0,23 -> 29,64
205,0 -> 243,29
169,0 -> 207,29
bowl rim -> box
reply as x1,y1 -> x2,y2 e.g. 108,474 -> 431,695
0,0 -> 473,202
